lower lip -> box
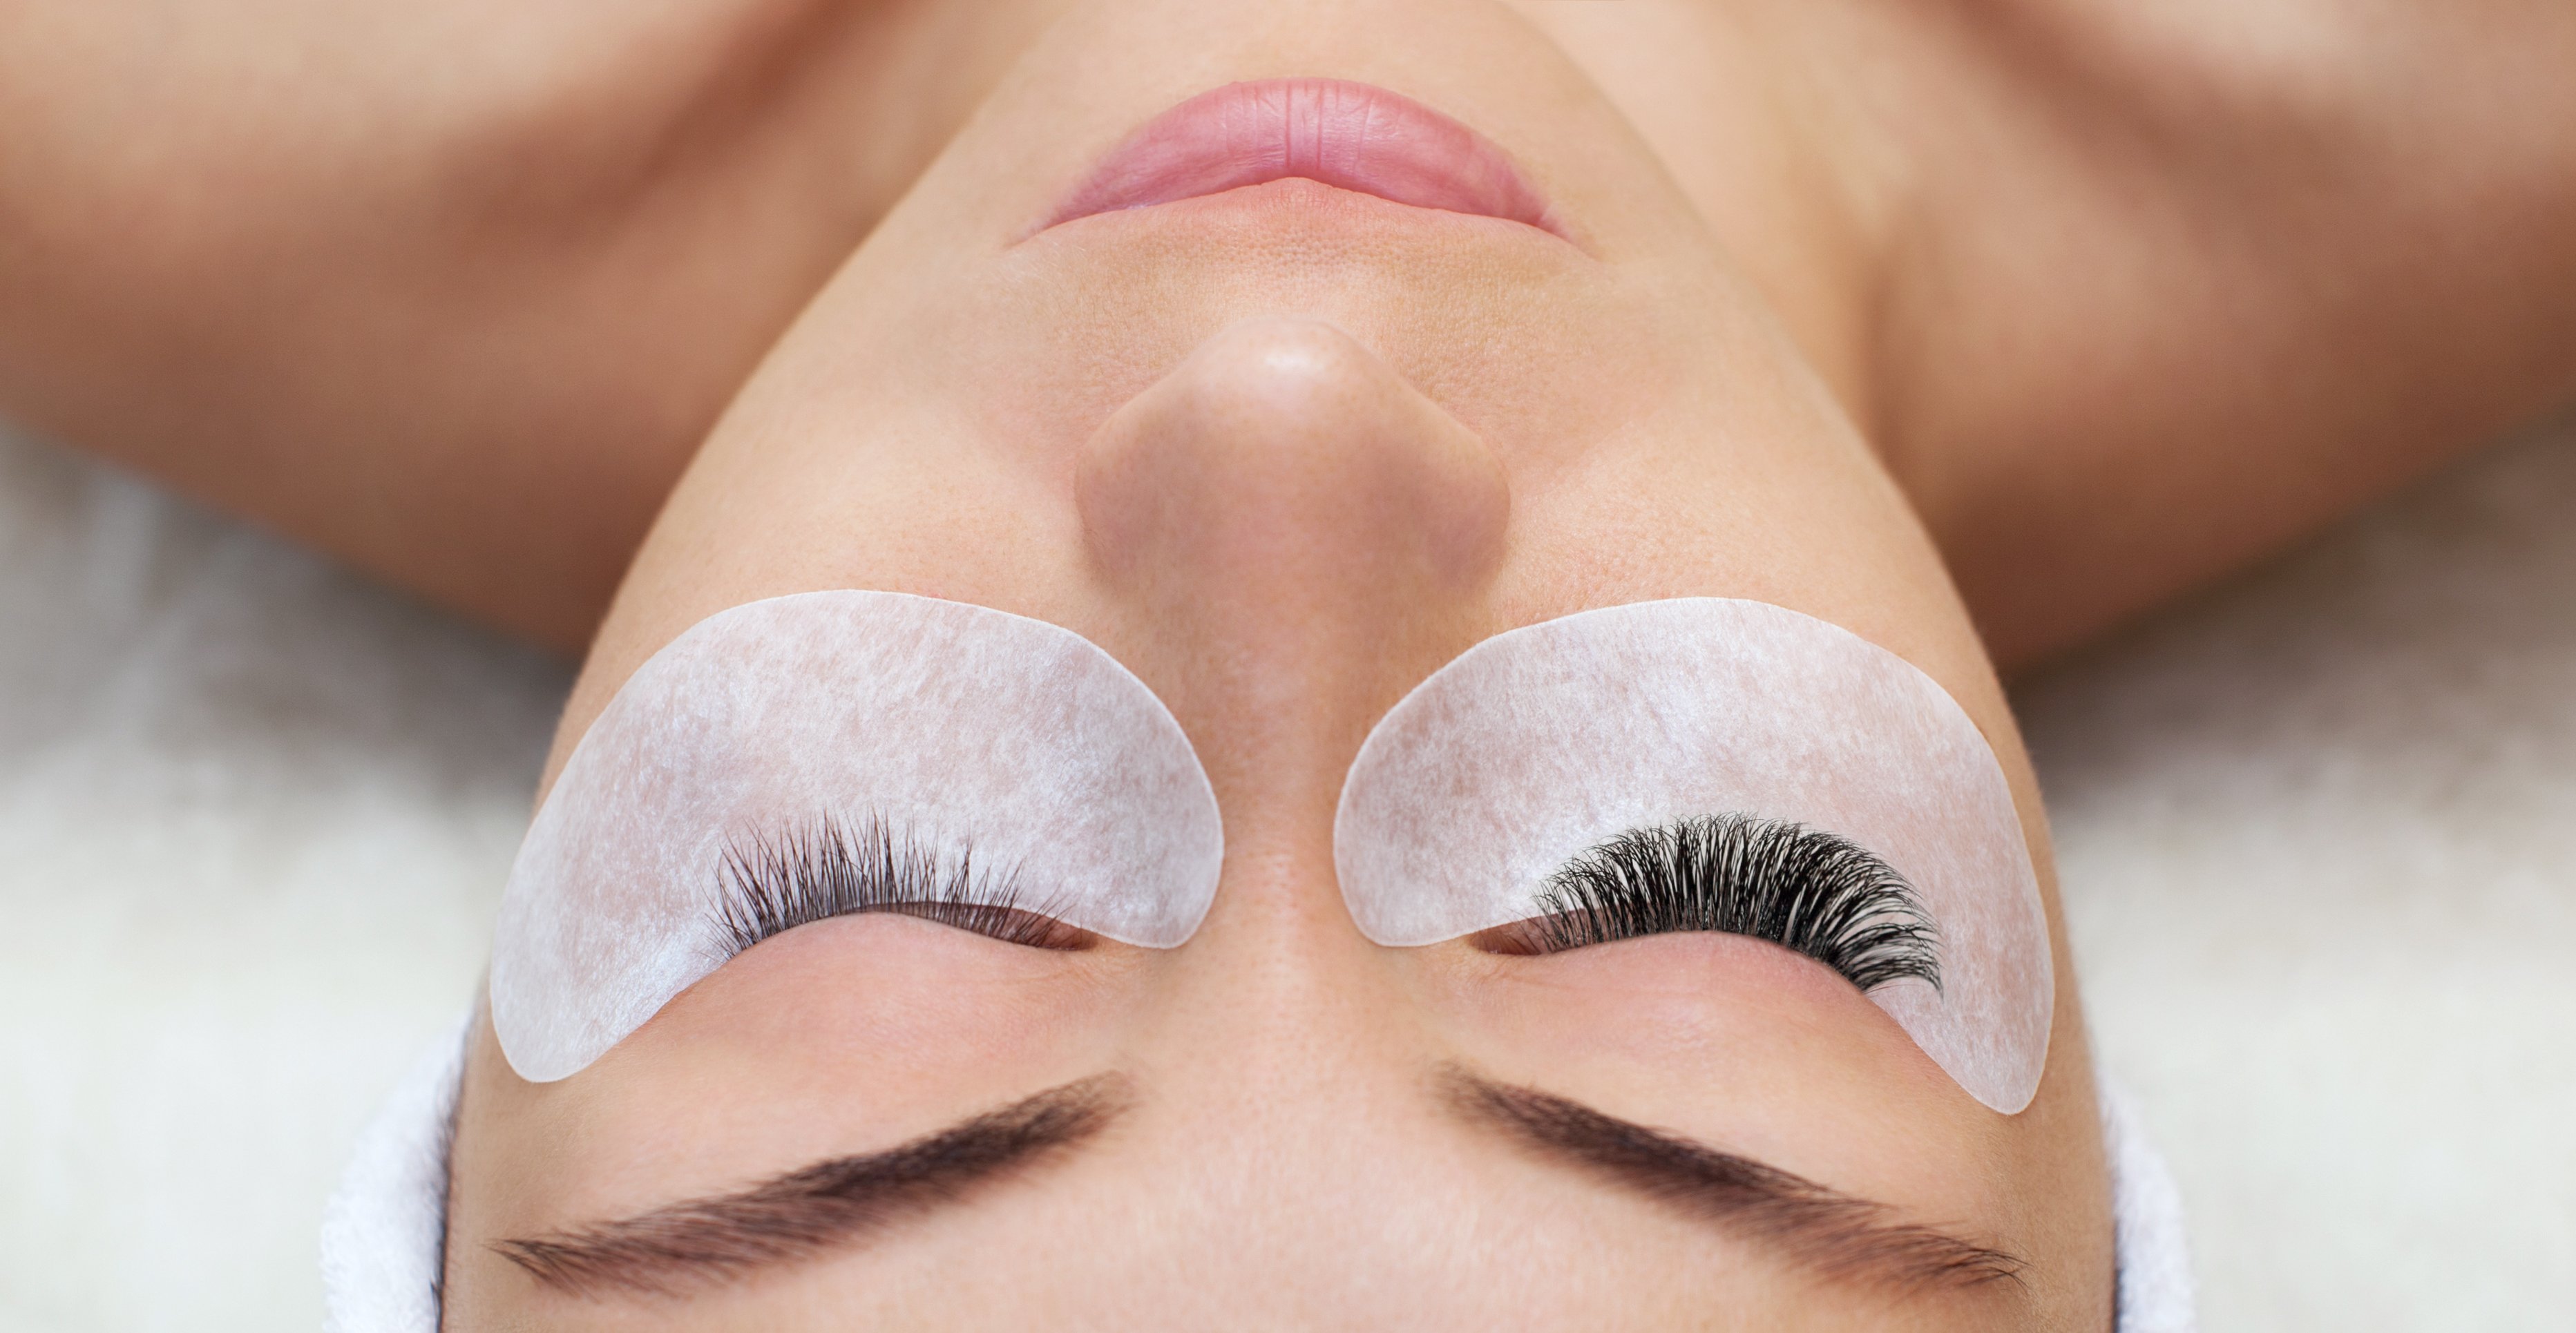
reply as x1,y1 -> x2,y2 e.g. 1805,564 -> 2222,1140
1041,78 -> 1562,237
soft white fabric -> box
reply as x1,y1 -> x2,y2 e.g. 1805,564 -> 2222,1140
2103,1077 -> 2196,1332
318,1017 -> 468,1333
5,416 -> 2573,1330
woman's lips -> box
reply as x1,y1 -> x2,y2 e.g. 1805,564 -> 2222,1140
1043,79 -> 1561,236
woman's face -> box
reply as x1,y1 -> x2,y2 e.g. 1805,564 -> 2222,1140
444,3 -> 2110,1327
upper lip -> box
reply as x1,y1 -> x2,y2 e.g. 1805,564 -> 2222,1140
1040,78 -> 1563,237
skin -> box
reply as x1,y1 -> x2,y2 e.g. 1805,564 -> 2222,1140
0,0 -> 2566,1327
446,6 -> 2106,1328
2,1 -> 2569,663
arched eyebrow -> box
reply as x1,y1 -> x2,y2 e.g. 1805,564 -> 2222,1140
493,1068 -> 2023,1304
1445,1071 -> 2028,1296
490,1074 -> 1127,1298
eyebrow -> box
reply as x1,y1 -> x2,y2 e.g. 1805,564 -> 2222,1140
493,1074 -> 1125,1298
1447,1072 -> 2026,1296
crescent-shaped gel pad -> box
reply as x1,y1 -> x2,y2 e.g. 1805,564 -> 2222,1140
1334,599 -> 2052,1113
490,591 -> 1223,1082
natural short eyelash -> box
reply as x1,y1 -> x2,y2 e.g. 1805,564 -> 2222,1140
1527,814 -> 1941,994
712,816 -> 1070,957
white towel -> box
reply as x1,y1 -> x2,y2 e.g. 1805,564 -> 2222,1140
2101,1075 -> 2197,1331
319,1017 -> 469,1333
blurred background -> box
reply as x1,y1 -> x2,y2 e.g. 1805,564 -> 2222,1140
0,409 -> 2570,1332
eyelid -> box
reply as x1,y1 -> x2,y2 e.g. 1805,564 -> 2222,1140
714,816 -> 1098,957
850,901 -> 1098,952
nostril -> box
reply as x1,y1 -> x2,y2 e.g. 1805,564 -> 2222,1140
1074,316 -> 1509,596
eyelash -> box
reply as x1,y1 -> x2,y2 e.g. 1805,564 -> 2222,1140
712,816 -> 1087,957
1506,814 -> 1941,995
709,814 -> 1932,987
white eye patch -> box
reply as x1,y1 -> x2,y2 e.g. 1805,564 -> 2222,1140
488,591 -> 1223,1083
1334,599 -> 2052,1114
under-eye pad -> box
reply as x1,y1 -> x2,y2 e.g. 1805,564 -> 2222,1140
488,591 -> 1224,1083
1333,598 -> 2052,1114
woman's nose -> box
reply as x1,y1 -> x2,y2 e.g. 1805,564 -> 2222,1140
1074,316 -> 1504,1080
1076,316 -> 1509,800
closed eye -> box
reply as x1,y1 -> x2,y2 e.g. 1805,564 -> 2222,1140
713,816 -> 1094,957
1473,814 -> 1940,995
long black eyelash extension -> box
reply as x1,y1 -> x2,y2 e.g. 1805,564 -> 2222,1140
712,816 -> 1069,956
1529,814 -> 1940,994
